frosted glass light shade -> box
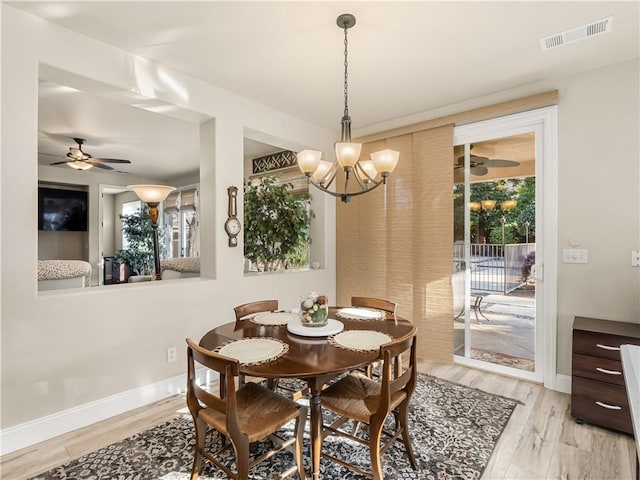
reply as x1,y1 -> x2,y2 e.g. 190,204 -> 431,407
335,142 -> 362,168
468,201 -> 481,212
68,161 -> 93,171
312,160 -> 333,181
371,149 -> 399,174
358,160 -> 377,181
127,184 -> 176,204
297,150 -> 322,174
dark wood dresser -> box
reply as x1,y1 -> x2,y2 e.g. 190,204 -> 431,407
572,316 -> 640,434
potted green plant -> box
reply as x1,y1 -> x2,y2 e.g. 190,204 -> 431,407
115,205 -> 165,277
243,175 -> 310,272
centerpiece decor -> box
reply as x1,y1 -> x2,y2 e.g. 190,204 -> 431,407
300,292 -> 329,327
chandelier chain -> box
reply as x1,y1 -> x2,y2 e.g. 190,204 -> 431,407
343,24 -> 349,117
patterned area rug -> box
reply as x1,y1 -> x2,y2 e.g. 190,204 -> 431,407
31,374 -> 516,480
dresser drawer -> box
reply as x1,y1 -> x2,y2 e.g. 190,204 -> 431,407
572,353 -> 625,386
571,376 -> 632,434
572,329 -> 634,360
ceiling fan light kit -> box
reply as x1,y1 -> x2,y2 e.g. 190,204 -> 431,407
296,13 -> 399,203
49,137 -> 131,171
67,160 -> 93,171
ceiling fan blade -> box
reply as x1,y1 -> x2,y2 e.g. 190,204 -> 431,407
482,159 -> 520,168
456,154 -> 489,166
49,161 -> 69,166
89,162 -> 114,170
471,165 -> 488,176
91,158 -> 132,164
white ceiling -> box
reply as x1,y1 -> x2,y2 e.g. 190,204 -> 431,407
15,1 -> 639,179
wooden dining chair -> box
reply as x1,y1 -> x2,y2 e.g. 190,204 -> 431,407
351,296 -> 399,378
186,338 -> 307,480
319,333 -> 418,480
233,299 -> 308,399
351,296 -> 397,314
233,300 -> 278,387
233,299 -> 279,321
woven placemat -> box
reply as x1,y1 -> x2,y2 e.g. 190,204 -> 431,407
250,312 -> 298,326
215,337 -> 289,365
328,330 -> 393,352
335,307 -> 386,321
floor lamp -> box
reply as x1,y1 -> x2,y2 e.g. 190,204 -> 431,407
127,185 -> 176,280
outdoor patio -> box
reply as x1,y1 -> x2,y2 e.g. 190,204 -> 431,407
454,285 -> 536,371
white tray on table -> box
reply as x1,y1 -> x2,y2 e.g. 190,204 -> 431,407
287,317 -> 344,337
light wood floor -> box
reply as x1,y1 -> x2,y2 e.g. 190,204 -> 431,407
2,360 -> 636,480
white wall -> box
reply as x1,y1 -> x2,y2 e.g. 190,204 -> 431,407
1,4 -> 336,441
554,59 -> 639,374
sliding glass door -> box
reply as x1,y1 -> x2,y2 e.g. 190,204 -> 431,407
452,107 -> 557,385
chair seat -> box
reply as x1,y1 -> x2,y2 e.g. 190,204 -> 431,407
199,382 -> 301,443
321,373 -> 407,424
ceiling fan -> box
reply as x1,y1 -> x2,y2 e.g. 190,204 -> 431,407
48,138 -> 132,171
453,144 -> 520,177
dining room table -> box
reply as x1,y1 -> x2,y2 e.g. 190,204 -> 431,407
198,305 -> 416,479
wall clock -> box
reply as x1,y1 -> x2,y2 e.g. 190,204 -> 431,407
224,186 -> 241,247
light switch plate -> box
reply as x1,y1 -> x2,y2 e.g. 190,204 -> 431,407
563,248 -> 588,264
632,250 -> 640,267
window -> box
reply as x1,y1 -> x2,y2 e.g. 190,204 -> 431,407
163,186 -> 199,258
121,200 -> 141,249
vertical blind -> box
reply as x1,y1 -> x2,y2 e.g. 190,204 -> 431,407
337,124 -> 454,362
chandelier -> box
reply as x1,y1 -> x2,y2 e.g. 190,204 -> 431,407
297,13 -> 399,203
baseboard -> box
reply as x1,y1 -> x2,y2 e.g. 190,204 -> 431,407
1,368 -> 215,456
555,373 -> 571,394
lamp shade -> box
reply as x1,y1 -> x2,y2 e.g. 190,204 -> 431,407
358,160 -> 378,181
68,161 -> 93,171
481,199 -> 497,211
370,149 -> 399,174
469,201 -> 481,212
335,142 -> 362,168
297,150 -> 322,174
312,160 -> 333,181
127,184 -> 176,204
501,199 -> 518,211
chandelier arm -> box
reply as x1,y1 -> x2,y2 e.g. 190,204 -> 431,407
344,169 -> 351,195
306,176 -> 386,203
352,170 -> 368,191
321,172 -> 337,189
307,179 -> 344,198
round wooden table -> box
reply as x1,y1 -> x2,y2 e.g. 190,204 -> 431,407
199,307 -> 416,479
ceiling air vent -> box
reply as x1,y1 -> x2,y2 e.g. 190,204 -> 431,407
540,16 -> 613,50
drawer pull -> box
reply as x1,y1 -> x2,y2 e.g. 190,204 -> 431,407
595,401 -> 622,410
596,343 -> 620,351
595,367 -> 622,375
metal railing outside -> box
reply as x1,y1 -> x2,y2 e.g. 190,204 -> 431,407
454,243 -> 535,294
